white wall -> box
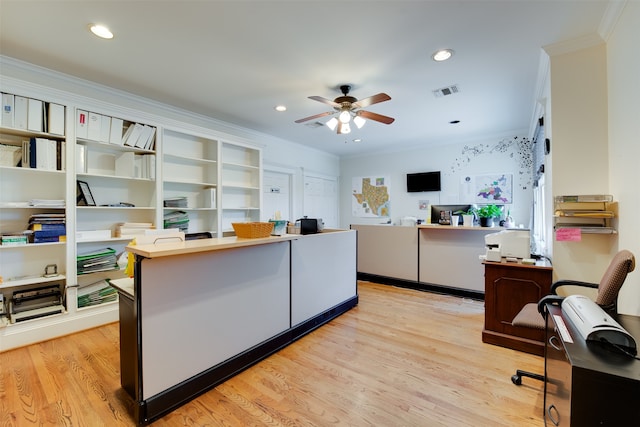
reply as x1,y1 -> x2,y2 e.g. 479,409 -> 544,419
340,136 -> 533,229
607,1 -> 640,315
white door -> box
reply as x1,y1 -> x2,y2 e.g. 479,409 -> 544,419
303,175 -> 338,228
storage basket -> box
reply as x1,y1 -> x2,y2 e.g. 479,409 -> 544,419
232,222 -> 274,238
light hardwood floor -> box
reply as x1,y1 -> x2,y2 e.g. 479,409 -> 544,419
0,281 -> 545,426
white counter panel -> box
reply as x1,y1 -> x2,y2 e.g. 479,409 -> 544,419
139,241 -> 290,399
418,228 -> 492,292
291,230 -> 357,326
350,224 -> 418,281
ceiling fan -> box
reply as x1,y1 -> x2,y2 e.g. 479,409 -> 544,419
295,85 -> 395,134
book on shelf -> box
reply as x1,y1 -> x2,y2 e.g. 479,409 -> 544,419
76,110 -> 88,139
47,103 -> 65,136
122,123 -> 145,147
0,143 -> 22,167
14,96 -> 28,130
27,98 -> 43,132
87,112 -> 102,141
1,232 -> 29,246
115,222 -> 154,238
164,196 -> 188,208
77,279 -> 117,308
77,247 -> 118,274
1,93 -> 15,127
99,114 -> 111,143
29,199 -> 65,208
28,222 -> 66,232
164,210 -> 189,232
109,117 -> 124,145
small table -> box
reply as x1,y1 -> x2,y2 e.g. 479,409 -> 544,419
482,258 -> 552,356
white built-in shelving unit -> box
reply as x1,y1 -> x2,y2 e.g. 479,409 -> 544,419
0,84 -> 262,351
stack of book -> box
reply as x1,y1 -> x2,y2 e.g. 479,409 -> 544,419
77,279 -> 117,308
163,197 -> 188,208
77,247 -> 118,275
115,222 -> 154,238
1,232 -> 29,246
164,211 -> 189,232
27,213 -> 66,243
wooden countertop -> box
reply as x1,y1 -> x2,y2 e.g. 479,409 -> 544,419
126,234 -> 298,258
482,258 -> 552,269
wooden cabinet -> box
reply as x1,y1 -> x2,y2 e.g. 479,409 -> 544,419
544,305 -> 640,426
482,260 -> 552,356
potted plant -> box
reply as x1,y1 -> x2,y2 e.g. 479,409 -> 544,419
474,204 -> 502,227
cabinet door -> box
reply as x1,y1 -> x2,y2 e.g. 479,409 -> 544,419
544,322 -> 571,426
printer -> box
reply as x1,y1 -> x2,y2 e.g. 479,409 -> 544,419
484,229 -> 530,261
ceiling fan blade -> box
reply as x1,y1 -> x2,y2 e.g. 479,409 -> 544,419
357,110 -> 395,125
353,93 -> 391,109
308,95 -> 341,108
294,111 -> 335,123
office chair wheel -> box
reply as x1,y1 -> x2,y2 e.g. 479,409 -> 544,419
511,374 -> 522,385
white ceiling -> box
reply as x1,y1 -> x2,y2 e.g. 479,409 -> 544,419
0,1 -> 612,157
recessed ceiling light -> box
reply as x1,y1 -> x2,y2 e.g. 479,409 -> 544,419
89,24 -> 114,39
353,138 -> 362,143
432,49 -> 454,62
274,105 -> 287,112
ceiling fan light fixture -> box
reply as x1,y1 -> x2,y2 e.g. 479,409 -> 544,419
326,117 -> 338,131
337,122 -> 351,134
338,110 -> 351,124
353,115 -> 366,129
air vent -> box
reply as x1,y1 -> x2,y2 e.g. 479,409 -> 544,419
305,121 -> 325,129
433,84 -> 460,98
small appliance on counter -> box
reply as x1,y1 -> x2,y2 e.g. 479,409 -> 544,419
294,217 -> 323,235
484,229 -> 531,260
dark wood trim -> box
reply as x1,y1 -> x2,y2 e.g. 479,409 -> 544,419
357,272 -> 484,301
137,296 -> 359,425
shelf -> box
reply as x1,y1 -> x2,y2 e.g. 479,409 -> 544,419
0,126 -> 66,140
0,274 -> 66,290
77,138 -> 154,154
554,194 -> 617,236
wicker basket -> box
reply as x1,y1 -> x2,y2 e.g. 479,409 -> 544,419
232,222 -> 274,238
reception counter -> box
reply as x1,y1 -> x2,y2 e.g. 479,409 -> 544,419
351,223 -> 502,298
115,229 -> 357,424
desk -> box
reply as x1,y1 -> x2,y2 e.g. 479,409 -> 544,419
545,305 -> 640,426
117,230 -> 357,424
482,259 -> 552,356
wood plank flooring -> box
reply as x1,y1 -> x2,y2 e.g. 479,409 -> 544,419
0,281 -> 545,426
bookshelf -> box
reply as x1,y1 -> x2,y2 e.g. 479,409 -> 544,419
73,109 -> 158,310
161,129 -> 219,235
554,195 -> 617,235
0,91 -> 69,328
220,142 -> 262,234
0,83 -> 262,351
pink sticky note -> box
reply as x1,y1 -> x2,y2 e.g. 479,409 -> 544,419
556,228 -> 582,241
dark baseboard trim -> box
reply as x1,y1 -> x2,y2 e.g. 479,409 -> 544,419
138,296 -> 359,424
357,272 -> 484,301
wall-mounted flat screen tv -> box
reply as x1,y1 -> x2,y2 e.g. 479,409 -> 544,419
406,171 -> 441,192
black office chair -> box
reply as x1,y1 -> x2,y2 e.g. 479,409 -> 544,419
511,249 -> 636,386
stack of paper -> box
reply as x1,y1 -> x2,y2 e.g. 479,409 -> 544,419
115,222 -> 154,238
164,211 -> 189,232
77,247 -> 118,275
77,279 -> 117,308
